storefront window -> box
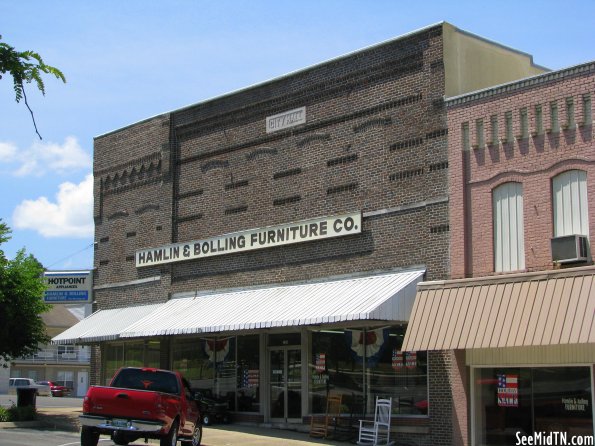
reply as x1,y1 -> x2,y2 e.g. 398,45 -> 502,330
124,342 -> 144,367
172,337 -> 214,388
475,367 -> 532,445
474,367 -> 593,446
213,337 -> 236,408
104,341 -> 161,384
367,326 -> 428,416
145,340 -> 161,368
311,330 -> 363,415
172,336 -> 241,413
237,335 -> 260,413
104,344 -> 124,385
310,327 -> 427,417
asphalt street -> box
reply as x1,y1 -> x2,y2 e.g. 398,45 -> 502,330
0,394 -> 347,446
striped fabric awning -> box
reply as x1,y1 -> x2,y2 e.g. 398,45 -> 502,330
52,269 -> 425,344
120,269 -> 425,338
51,304 -> 163,344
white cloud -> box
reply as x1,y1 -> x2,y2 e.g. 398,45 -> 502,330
12,173 -> 94,238
0,141 -> 18,162
0,136 -> 91,176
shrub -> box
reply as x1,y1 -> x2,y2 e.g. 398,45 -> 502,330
0,404 -> 37,422
9,405 -> 37,421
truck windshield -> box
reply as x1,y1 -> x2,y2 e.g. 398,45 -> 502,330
112,369 -> 180,395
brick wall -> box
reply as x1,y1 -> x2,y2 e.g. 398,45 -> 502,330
448,63 -> 595,278
93,23 -> 455,445
429,351 -> 454,445
93,24 -> 451,298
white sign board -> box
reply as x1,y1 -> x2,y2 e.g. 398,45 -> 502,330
136,211 -> 361,267
44,270 -> 92,303
266,107 -> 306,133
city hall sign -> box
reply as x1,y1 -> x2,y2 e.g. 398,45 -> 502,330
136,212 -> 361,267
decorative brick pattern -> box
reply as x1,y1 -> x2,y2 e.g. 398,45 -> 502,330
448,62 -> 595,279
93,23 -> 454,444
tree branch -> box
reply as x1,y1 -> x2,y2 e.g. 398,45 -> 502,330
21,83 -> 42,140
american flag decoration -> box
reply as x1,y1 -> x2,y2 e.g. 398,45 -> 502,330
497,374 -> 519,407
405,351 -> 417,368
315,353 -> 326,373
240,369 -> 259,388
392,349 -> 404,370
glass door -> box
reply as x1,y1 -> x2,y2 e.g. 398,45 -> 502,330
269,348 -> 302,421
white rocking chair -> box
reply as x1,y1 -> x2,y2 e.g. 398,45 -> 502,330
357,397 -> 394,446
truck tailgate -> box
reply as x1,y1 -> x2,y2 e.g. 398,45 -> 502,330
86,386 -> 171,419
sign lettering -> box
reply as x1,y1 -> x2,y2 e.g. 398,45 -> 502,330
136,212 -> 361,267
266,107 -> 306,133
44,271 -> 92,303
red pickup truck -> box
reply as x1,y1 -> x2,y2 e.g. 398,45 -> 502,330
80,367 -> 202,446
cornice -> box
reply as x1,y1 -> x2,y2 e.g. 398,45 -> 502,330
446,61 -> 595,107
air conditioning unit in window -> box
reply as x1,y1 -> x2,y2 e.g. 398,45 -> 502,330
551,234 -> 589,263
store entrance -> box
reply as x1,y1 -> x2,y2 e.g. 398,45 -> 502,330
269,348 -> 302,421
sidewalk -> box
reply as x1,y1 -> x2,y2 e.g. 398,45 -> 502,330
13,407 -> 351,446
203,424 -> 351,446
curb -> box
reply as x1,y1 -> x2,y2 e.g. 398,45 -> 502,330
0,408 -> 82,432
0,420 -> 44,429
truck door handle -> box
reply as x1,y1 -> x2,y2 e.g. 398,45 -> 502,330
116,393 -> 130,399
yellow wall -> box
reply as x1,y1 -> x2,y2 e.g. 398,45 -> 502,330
443,22 -> 548,98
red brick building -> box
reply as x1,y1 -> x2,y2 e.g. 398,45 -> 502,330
405,62 -> 595,445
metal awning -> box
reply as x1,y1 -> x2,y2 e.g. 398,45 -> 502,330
119,269 -> 426,338
402,266 -> 595,351
52,303 -> 163,344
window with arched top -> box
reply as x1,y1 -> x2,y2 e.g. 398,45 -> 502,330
493,182 -> 525,272
552,170 -> 589,237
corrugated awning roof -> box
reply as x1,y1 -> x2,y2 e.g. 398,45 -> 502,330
51,303 -> 162,344
52,270 -> 424,344
402,266 -> 595,351
120,269 -> 425,338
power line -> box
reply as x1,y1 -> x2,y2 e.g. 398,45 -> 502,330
46,242 -> 94,269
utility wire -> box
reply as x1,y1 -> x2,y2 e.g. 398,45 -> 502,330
46,242 -> 94,269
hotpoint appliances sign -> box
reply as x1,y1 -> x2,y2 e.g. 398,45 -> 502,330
44,270 -> 92,303
136,212 -> 362,267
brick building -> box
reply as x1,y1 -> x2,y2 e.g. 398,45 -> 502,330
404,62 -> 595,444
55,22 -> 545,444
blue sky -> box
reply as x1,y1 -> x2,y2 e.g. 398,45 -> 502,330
1,0 -> 594,271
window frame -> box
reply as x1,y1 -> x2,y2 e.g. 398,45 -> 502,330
493,182 -> 525,272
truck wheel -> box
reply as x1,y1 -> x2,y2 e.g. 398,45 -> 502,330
81,426 -> 100,446
112,431 -> 130,445
181,423 -> 202,446
160,419 -> 178,446
202,414 -> 210,425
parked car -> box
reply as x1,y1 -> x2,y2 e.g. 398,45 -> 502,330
8,378 -> 51,396
36,380 -> 71,397
80,367 -> 202,446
